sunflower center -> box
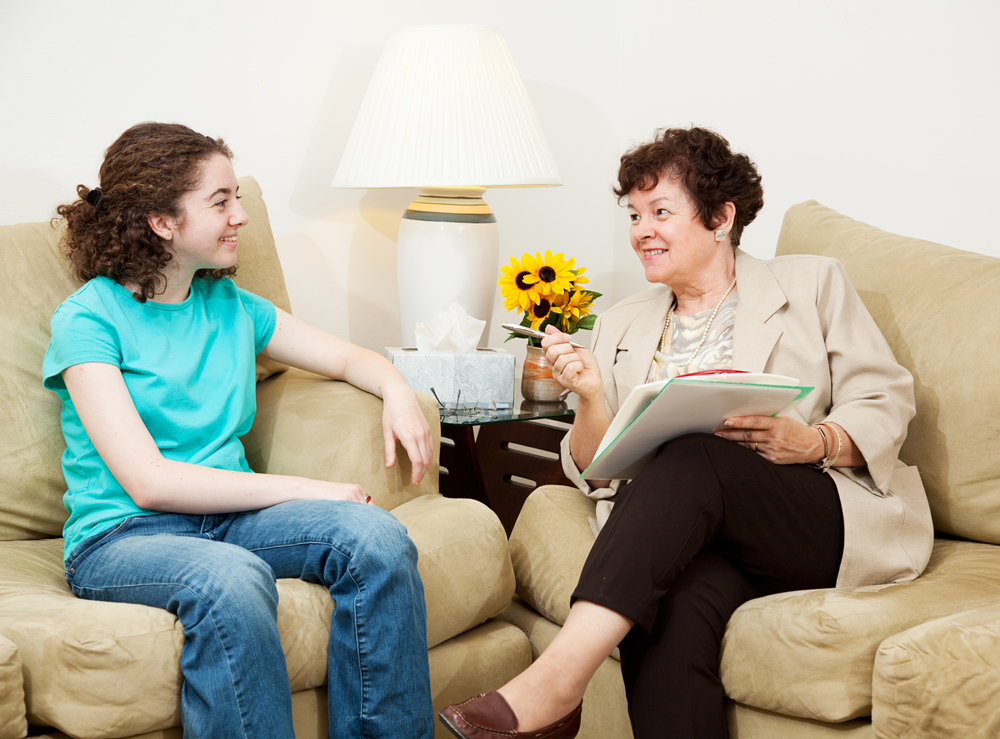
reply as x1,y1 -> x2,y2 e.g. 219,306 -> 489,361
538,266 -> 557,283
515,271 -> 533,290
532,299 -> 551,318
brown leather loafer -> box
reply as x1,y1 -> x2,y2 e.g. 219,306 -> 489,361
439,691 -> 582,739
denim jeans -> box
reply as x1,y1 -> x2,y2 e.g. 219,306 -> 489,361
65,499 -> 434,739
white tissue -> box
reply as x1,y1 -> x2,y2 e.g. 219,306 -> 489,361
414,303 -> 486,352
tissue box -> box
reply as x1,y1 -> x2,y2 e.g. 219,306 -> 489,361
385,347 -> 515,408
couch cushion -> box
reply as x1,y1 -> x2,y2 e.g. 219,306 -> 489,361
726,703 -> 874,739
231,176 -> 292,382
0,495 -> 512,738
428,619 -> 532,719
0,219 -> 80,540
872,602 -> 1000,739
720,537 -> 1000,723
775,201 -> 1000,545
0,632 -> 27,739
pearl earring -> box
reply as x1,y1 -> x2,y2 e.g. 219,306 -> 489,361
715,229 -> 727,242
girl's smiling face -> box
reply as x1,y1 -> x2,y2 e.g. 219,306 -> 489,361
150,153 -> 249,281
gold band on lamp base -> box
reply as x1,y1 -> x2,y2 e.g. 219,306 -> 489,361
407,187 -> 494,216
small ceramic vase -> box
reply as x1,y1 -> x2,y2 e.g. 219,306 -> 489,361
521,344 -> 568,402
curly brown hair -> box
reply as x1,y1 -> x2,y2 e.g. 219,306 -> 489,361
55,122 -> 236,302
613,127 -> 764,246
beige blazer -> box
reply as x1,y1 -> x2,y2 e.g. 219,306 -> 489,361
561,249 -> 934,587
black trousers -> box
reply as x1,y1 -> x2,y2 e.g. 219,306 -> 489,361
572,433 -> 844,739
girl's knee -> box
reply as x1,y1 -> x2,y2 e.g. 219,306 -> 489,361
195,547 -> 278,609
361,511 -> 418,565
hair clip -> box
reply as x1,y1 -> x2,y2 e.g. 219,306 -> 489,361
86,187 -> 105,211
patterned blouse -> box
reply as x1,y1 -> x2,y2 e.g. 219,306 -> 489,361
645,291 -> 739,383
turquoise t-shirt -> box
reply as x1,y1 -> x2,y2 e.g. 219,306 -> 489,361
42,276 -> 277,559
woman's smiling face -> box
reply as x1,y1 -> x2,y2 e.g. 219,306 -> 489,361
627,176 -> 719,289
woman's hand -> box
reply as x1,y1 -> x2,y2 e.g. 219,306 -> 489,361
714,415 -> 825,465
541,327 -> 613,483
540,326 -> 604,403
381,382 -> 434,486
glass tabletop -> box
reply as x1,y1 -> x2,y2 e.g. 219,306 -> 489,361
438,378 -> 577,427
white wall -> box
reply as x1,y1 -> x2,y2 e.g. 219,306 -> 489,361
2,1 -> 997,358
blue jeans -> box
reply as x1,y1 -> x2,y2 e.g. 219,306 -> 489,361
65,500 -> 434,739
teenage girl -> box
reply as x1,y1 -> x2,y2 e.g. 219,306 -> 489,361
45,122 -> 435,739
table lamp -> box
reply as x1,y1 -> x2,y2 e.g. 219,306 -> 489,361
332,24 -> 561,347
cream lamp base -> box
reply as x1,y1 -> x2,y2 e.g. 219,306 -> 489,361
396,189 -> 499,348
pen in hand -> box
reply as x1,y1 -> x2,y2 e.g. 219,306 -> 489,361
502,323 -> 586,348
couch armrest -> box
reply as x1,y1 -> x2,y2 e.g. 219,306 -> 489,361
0,633 -> 27,739
393,495 -> 515,648
873,601 -> 1000,738
243,368 -> 441,511
508,485 -> 598,627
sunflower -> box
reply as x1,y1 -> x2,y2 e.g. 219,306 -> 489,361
528,297 -> 555,329
497,255 -> 542,312
498,250 -> 601,344
551,290 -> 596,332
522,250 -> 577,297
568,267 -> 590,290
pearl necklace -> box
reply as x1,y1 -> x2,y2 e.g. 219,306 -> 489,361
659,277 -> 737,369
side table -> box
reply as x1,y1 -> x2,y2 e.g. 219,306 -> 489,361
438,391 -> 577,536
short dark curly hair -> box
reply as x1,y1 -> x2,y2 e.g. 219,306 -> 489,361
55,122 -> 235,302
613,127 -> 764,246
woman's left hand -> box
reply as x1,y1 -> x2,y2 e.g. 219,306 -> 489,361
381,383 -> 434,485
715,415 -> 823,465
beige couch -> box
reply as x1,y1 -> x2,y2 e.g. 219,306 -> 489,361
0,177 -> 530,739
502,200 -> 1000,739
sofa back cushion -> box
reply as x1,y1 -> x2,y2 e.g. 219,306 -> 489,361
0,176 -> 290,541
775,201 -> 1000,544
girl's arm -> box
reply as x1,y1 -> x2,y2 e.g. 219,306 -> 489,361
63,362 -> 369,513
259,307 -> 433,485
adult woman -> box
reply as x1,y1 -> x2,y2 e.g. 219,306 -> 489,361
440,127 -> 932,739
44,122 -> 435,739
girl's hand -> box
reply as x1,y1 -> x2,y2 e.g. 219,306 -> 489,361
307,480 -> 370,503
540,326 -> 605,403
714,415 -> 824,465
381,382 -> 434,485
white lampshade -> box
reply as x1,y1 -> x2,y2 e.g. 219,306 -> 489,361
332,25 -> 561,351
333,25 -> 561,188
